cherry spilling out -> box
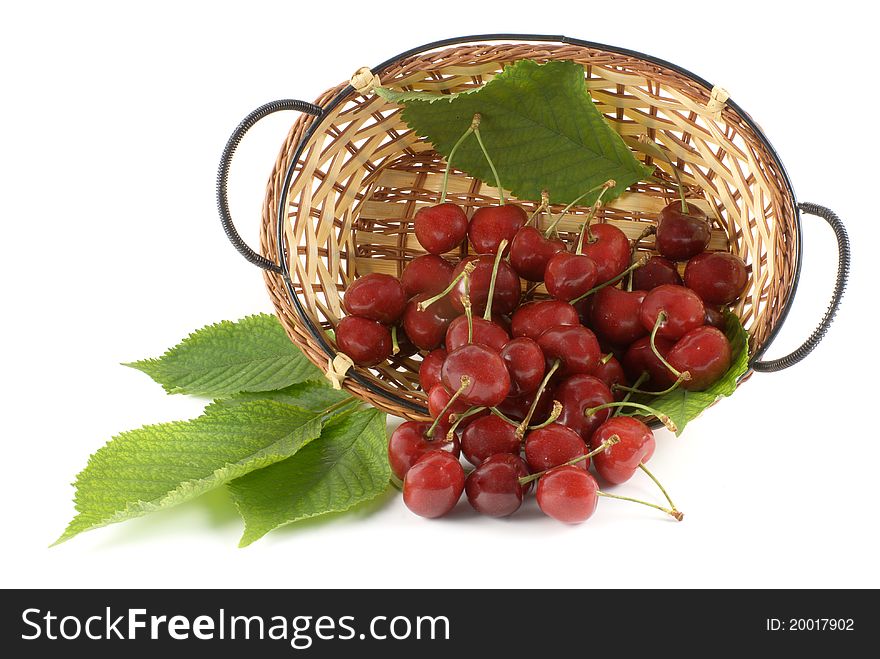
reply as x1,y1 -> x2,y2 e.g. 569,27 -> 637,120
388,420 -> 459,481
332,121 -> 745,526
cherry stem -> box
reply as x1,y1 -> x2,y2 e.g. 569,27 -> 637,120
391,326 -> 400,356
613,371 -> 648,417
426,375 -> 471,438
543,181 -> 609,238
575,180 -> 615,252
488,406 -> 521,428
440,116 -> 478,204
444,406 -> 487,441
471,114 -> 505,204
631,224 -> 657,254
638,135 -> 688,214
649,312 -> 691,382
518,435 -> 621,486
630,224 -> 656,290
613,372 -> 688,397
516,359 -> 562,438
639,462 -> 680,514
525,191 -> 550,228
526,400 -> 562,431
462,274 -> 474,344
585,401 -> 678,434
569,255 -> 648,305
482,239 -> 509,321
601,352 -> 614,365
597,490 -> 684,521
417,261 -> 476,311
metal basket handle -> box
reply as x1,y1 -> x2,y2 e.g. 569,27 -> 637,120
216,99 -> 323,273
751,202 -> 850,372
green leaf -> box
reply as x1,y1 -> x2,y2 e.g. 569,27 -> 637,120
212,380 -> 351,412
55,401 -> 326,544
229,408 -> 390,547
375,59 -> 652,205
125,314 -> 322,397
629,311 -> 750,436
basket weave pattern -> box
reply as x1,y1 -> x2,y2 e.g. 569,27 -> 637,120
259,43 -> 798,420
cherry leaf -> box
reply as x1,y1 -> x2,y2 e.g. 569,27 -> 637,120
375,59 -> 652,205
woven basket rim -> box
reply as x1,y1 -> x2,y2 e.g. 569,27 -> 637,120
270,35 -> 803,420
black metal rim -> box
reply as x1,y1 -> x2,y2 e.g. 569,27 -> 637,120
274,33 -> 803,418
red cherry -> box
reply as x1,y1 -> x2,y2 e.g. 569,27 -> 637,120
402,451 -> 465,518
537,325 -> 601,376
544,252 -> 599,302
622,336 -> 678,392
342,273 -> 407,324
511,300 -> 579,341
387,420 -> 460,480
402,292 -> 457,351
450,255 -> 521,317
640,284 -> 705,340
441,343 -> 511,407
590,417 -> 655,485
655,200 -> 711,261
506,453 -> 535,495
460,414 -> 522,467
500,337 -> 546,395
536,466 -> 599,524
413,202 -> 468,255
427,384 -> 470,422
466,453 -> 530,517
667,326 -> 732,390
418,348 -> 447,393
509,226 -> 567,281
580,223 -> 631,282
400,254 -> 455,297
555,374 -> 614,441
468,204 -> 528,255
592,356 -> 628,400
335,316 -> 391,366
589,287 -> 648,347
444,315 -> 509,352
524,423 -> 589,473
632,256 -> 682,291
684,252 -> 748,305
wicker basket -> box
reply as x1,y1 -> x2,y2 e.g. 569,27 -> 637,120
217,35 -> 849,423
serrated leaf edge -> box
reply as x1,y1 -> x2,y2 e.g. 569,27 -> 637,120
52,400 -> 325,546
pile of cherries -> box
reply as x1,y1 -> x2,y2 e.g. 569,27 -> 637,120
336,134 -> 748,524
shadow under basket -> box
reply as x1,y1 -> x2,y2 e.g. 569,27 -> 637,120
217,34 -> 850,424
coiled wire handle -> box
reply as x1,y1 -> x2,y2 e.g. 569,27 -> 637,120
751,202 -> 850,372
217,99 -> 323,273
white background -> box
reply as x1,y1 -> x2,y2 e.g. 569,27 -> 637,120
2,1 -> 876,589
